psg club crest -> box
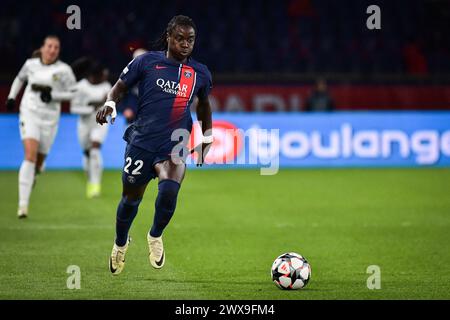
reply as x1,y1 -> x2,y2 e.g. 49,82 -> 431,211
184,71 -> 192,78
127,176 -> 136,184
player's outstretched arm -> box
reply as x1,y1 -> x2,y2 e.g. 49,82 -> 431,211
6,60 -> 28,112
6,76 -> 25,112
96,79 -> 127,125
191,96 -> 213,166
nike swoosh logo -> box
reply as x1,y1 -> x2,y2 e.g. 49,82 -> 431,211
109,257 -> 117,273
155,251 -> 164,266
155,65 -> 167,69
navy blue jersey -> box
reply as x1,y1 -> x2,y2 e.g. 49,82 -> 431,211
119,51 -> 212,153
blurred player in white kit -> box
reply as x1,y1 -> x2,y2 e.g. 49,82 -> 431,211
71,60 -> 111,198
5,35 -> 76,218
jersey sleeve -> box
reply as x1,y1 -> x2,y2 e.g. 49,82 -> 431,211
51,65 -> 77,101
60,66 -> 77,90
17,60 -> 30,81
119,55 -> 144,88
97,82 -> 111,102
104,81 -> 112,93
196,67 -> 213,100
70,81 -> 92,114
7,59 -> 31,99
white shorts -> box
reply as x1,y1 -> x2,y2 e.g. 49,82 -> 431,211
77,113 -> 109,150
19,109 -> 59,155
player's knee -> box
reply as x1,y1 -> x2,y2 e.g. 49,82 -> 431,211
24,154 -> 37,163
122,188 -> 144,202
91,141 -> 101,149
157,180 -> 180,208
116,195 -> 142,223
122,195 -> 142,207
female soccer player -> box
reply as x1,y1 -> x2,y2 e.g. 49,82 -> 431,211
96,15 -> 213,275
71,61 -> 111,198
6,35 -> 76,218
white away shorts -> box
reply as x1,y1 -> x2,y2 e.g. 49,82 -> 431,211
77,113 -> 109,150
19,110 -> 58,155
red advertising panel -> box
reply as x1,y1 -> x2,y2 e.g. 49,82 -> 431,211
206,85 -> 450,112
1,84 -> 450,112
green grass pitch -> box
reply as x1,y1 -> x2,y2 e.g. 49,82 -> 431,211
0,168 -> 449,299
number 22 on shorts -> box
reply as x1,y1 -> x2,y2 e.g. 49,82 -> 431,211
124,157 -> 143,175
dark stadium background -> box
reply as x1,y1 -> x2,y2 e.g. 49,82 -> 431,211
1,0 -> 450,302
1,0 -> 449,112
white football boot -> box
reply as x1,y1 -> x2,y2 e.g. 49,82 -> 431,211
147,234 -> 165,269
17,206 -> 28,219
109,237 -> 131,275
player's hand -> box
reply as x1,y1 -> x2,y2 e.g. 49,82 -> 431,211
31,84 -> 52,103
190,142 -> 213,167
5,98 -> 15,112
96,104 -> 115,125
40,89 -> 52,103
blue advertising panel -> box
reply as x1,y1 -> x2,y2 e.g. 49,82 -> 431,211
1,112 -> 449,170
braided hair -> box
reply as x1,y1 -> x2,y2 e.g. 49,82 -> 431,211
153,15 -> 197,51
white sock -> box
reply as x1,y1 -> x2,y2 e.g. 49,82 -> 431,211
19,160 -> 36,208
89,148 -> 103,184
82,153 -> 89,173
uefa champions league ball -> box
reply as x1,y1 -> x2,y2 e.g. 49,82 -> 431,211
271,252 -> 311,290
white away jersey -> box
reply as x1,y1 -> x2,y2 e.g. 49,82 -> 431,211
71,79 -> 111,116
16,58 -> 76,118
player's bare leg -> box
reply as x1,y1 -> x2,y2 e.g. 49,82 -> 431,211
147,160 -> 186,269
32,152 -> 47,190
109,182 -> 147,275
155,159 -> 186,183
35,153 -> 46,174
18,138 -> 39,218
